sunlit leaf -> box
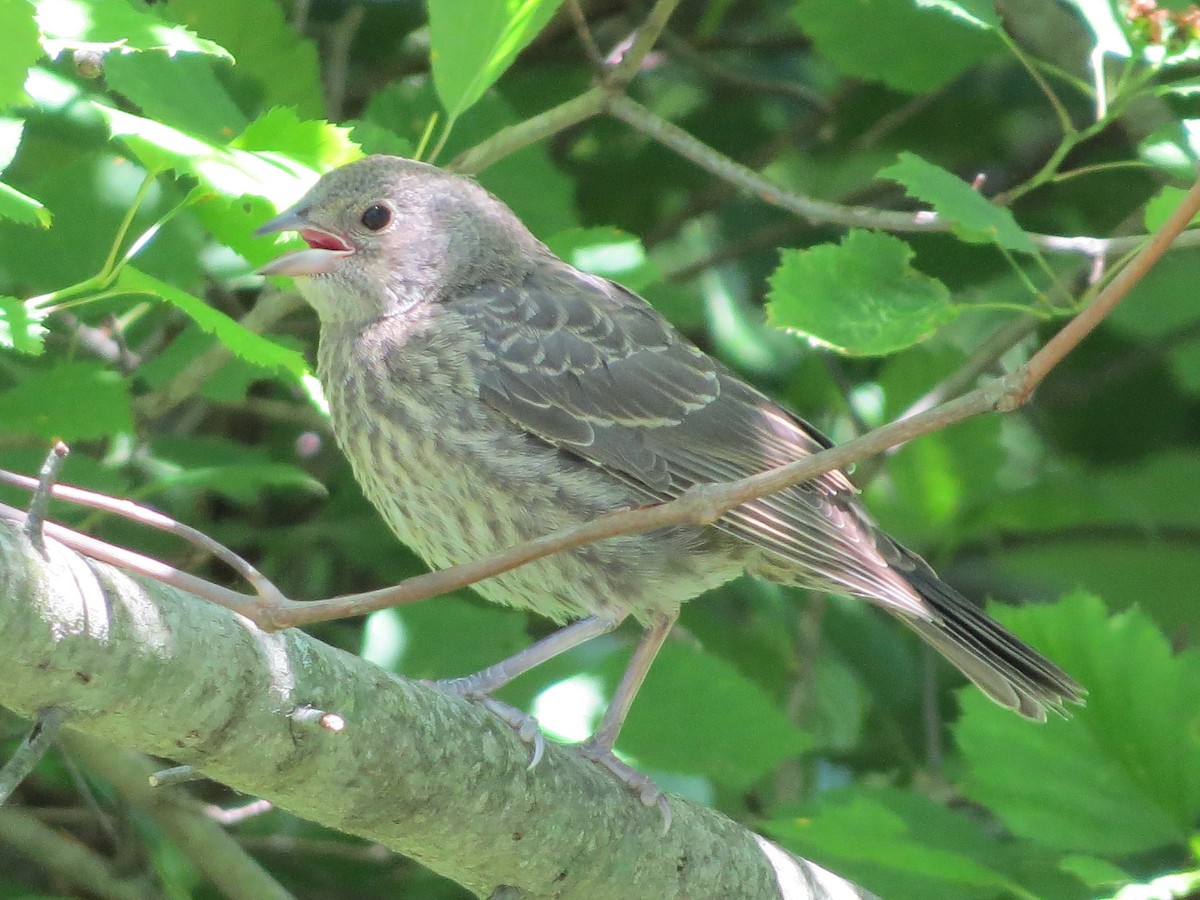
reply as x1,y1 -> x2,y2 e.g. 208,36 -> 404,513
34,0 -> 232,59
427,0 -> 567,121
114,266 -> 310,380
0,0 -> 41,108
879,152 -> 1037,252
0,295 -> 46,354
766,229 -> 956,355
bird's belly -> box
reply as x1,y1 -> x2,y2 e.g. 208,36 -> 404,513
326,376 -> 741,623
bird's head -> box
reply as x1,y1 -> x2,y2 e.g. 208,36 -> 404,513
256,155 -> 538,323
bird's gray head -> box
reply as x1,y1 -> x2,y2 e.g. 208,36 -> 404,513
256,155 -> 540,323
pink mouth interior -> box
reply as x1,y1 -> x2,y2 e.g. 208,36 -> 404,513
300,229 -> 352,252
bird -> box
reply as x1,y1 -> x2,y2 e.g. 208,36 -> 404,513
255,154 -> 1084,815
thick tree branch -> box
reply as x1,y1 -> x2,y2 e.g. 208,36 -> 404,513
0,521 -> 875,900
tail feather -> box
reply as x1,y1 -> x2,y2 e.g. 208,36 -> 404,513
897,552 -> 1085,720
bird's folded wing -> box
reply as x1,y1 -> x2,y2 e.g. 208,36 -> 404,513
452,265 -> 929,617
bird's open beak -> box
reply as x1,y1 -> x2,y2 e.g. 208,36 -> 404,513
255,206 -> 355,277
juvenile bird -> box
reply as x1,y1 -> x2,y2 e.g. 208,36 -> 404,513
256,155 -> 1083,812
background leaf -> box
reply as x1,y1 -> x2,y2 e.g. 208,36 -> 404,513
766,229 -> 956,355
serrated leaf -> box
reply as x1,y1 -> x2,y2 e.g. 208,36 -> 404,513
764,787 -> 1080,900
605,641 -> 812,788
163,0 -> 324,117
0,295 -> 46,353
0,179 -> 50,227
791,0 -> 1000,93
115,266 -> 309,380
957,593 -> 1200,855
97,103 -> 319,206
34,0 -> 231,59
427,0 -> 567,121
233,107 -> 360,172
0,360 -> 132,440
766,230 -> 956,356
0,0 -> 41,109
879,152 -> 1036,252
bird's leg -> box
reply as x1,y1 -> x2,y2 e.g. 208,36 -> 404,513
431,614 -> 624,768
577,610 -> 678,832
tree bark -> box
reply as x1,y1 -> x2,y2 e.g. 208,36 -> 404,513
0,520 -> 875,899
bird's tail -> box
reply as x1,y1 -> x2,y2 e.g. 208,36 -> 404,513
894,547 -> 1085,721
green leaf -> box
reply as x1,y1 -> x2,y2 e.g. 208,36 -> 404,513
791,0 -> 1001,93
97,103 -> 318,206
427,0 -> 567,121
146,462 -> 325,505
765,787 -> 1081,900
34,0 -> 232,59
918,0 -> 1000,30
544,227 -> 660,292
0,295 -> 45,353
957,593 -> 1200,855
1109,248 -> 1200,394
606,641 -> 812,789
369,597 -> 532,680
879,152 -> 1037,252
104,51 -> 247,142
233,107 -> 360,173
365,81 -> 575,235
766,230 -> 956,356
0,0 -> 41,109
136,324 -> 293,402
114,266 -> 310,380
1144,185 -> 1200,233
163,0 -> 324,117
0,179 -> 50,227
0,360 -> 132,440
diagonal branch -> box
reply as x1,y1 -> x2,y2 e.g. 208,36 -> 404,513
17,173 -> 1199,633
0,520 -> 875,900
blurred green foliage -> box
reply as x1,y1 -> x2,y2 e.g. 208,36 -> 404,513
2,0 -> 1200,897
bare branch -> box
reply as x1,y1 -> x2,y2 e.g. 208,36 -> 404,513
606,95 -> 1200,256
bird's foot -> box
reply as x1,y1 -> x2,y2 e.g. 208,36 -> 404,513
428,678 -> 546,769
577,740 -> 672,834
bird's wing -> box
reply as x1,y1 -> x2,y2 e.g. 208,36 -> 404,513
452,263 -> 928,617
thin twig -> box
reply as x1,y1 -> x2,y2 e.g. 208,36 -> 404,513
660,30 -> 831,111
450,0 -> 682,174
17,180 -> 1200,634
450,87 -> 609,174
0,470 -> 288,607
323,4 -> 364,121
567,0 -> 605,70
605,0 -> 681,87
23,441 -> 69,556
0,708 -> 67,804
605,95 -> 1200,256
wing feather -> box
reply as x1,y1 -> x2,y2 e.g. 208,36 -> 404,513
452,263 -> 927,617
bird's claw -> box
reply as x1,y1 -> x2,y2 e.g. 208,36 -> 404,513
577,740 -> 673,834
425,679 -> 546,769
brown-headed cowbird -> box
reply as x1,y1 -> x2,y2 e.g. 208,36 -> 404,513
256,155 -> 1083,810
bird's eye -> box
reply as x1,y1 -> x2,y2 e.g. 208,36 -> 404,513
361,204 -> 391,231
